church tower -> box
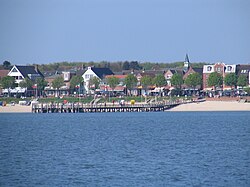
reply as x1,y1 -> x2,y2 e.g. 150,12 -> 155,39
183,54 -> 190,72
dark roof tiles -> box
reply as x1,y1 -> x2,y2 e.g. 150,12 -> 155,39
91,67 -> 114,78
16,65 -> 43,78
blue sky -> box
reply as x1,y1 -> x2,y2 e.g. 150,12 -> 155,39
0,0 -> 249,65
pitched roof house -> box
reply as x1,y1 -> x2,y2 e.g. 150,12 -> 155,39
82,67 -> 114,93
8,65 -> 43,85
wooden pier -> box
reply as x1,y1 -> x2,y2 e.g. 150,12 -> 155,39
31,101 -> 182,113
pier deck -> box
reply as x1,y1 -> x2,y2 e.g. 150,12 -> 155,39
31,101 -> 184,113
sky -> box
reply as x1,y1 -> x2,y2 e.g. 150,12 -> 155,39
0,0 -> 250,65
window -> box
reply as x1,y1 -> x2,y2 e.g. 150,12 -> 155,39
227,66 -> 232,71
12,68 -> 18,72
207,66 -> 212,71
217,67 -> 221,72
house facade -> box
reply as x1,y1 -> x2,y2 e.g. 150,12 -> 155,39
82,67 -> 114,93
236,64 -> 250,87
3,65 -> 43,96
203,63 -> 237,90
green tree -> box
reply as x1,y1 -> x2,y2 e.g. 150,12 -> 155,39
124,74 -> 137,96
0,76 -> 15,97
89,76 -> 100,91
153,74 -> 166,87
19,78 -> 33,89
19,78 -> 33,97
224,73 -> 237,89
130,61 -> 141,70
36,77 -> 48,96
141,75 -> 153,95
244,87 -> 250,95
237,74 -> 248,88
122,61 -> 130,70
52,76 -> 64,97
184,72 -> 202,89
107,76 -> 119,95
3,61 -> 11,70
207,72 -> 223,89
70,75 -> 83,89
171,73 -> 183,89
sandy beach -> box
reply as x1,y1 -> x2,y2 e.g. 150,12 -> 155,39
169,101 -> 250,111
0,104 -> 32,113
0,101 -> 250,113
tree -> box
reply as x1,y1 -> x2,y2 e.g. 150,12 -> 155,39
52,76 -> 64,97
36,78 -> 48,96
153,74 -> 166,87
19,78 -> 33,89
122,61 -> 130,70
224,73 -> 237,89
70,75 -> 83,89
124,74 -> 137,96
207,72 -> 223,89
237,75 -> 248,88
244,87 -> 250,95
89,76 -> 100,92
130,61 -> 141,70
184,72 -> 202,89
3,61 -> 11,70
171,73 -> 183,89
19,78 -> 33,97
141,75 -> 153,95
107,76 -> 119,95
0,76 -> 15,97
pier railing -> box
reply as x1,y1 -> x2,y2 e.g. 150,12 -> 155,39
31,99 -> 193,113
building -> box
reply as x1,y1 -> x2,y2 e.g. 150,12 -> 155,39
236,64 -> 250,87
3,65 -> 43,96
183,66 -> 203,89
183,54 -> 190,72
44,70 -> 76,97
164,69 -> 184,88
203,62 -> 237,90
82,67 -> 114,93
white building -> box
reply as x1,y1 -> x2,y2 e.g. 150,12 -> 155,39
82,67 -> 114,93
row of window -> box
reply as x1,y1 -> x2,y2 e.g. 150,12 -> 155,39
206,66 -> 233,72
85,74 -> 94,79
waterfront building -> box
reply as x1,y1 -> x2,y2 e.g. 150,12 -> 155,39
82,66 -> 114,94
202,62 -> 237,91
3,65 -> 43,96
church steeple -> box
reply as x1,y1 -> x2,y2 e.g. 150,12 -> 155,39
185,54 -> 189,63
183,54 -> 190,72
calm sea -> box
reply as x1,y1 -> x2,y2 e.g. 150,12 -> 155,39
0,112 -> 249,187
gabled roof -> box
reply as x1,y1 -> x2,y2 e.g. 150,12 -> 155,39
192,67 -> 203,75
168,69 -> 184,75
91,67 -> 114,79
14,65 -> 43,78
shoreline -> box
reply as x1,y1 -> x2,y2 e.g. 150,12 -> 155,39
0,101 -> 250,113
168,101 -> 250,112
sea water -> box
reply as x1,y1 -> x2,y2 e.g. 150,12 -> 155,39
0,112 -> 249,186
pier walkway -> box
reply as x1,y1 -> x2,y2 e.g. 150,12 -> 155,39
31,101 -> 189,113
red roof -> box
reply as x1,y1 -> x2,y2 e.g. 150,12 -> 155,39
0,70 -> 9,78
105,75 -> 127,79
